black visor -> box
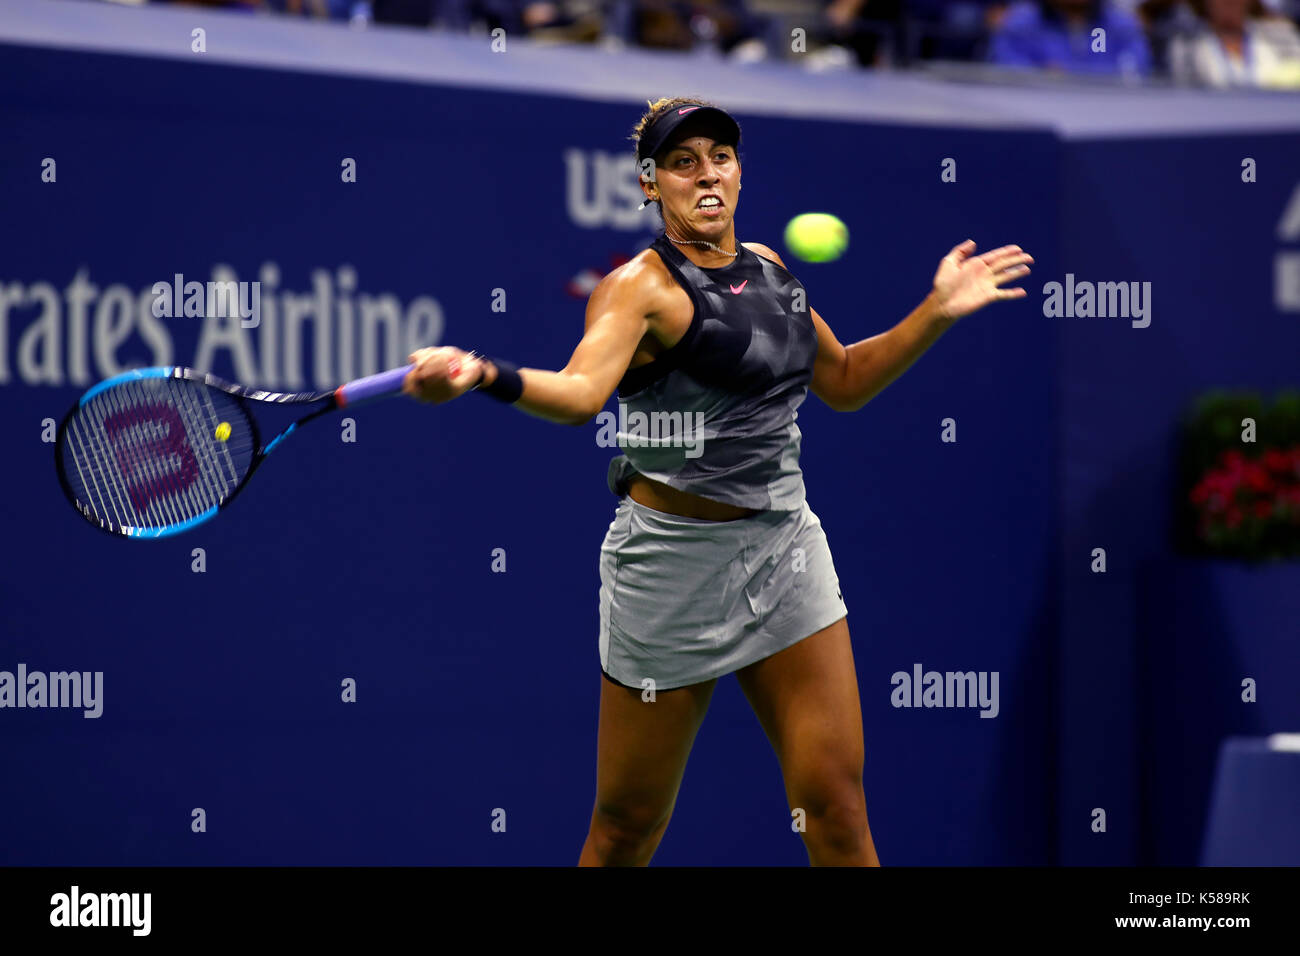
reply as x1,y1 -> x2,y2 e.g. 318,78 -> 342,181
637,104 -> 741,167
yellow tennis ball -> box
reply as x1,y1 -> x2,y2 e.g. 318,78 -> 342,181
215,422 -> 231,442
784,213 -> 848,263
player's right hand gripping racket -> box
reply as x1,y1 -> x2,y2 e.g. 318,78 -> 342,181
54,364 -> 416,539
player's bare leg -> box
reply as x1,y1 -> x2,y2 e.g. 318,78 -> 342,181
578,676 -> 717,866
736,617 -> 880,866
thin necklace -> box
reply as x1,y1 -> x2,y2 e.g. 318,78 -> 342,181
664,226 -> 738,258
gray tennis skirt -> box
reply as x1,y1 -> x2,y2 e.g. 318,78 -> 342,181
598,495 -> 848,691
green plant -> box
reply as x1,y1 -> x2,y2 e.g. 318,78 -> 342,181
1178,390 -> 1300,561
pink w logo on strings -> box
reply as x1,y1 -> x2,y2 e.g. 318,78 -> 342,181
103,404 -> 199,511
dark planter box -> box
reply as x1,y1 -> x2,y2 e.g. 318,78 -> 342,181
1137,559 -> 1300,865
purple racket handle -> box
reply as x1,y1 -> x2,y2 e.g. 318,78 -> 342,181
335,364 -> 415,408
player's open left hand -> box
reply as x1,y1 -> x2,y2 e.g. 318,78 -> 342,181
403,346 -> 485,404
932,240 -> 1033,321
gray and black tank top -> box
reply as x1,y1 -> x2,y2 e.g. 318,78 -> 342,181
605,234 -> 819,512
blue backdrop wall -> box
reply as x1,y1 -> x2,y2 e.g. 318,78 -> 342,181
1057,136 -> 1300,865
1,26 -> 1296,866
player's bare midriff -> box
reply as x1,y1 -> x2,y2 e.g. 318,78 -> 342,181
621,248 -> 760,523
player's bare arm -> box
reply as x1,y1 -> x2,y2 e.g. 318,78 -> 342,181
746,240 -> 1032,413
402,260 -> 661,425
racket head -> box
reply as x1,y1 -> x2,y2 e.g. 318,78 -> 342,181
55,367 -> 260,538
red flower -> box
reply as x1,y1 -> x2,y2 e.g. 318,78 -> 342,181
1263,448 -> 1290,473
1243,464 -> 1274,494
1188,440 -> 1300,549
1202,472 -> 1238,499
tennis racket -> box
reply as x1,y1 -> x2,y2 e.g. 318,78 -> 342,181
54,363 -> 417,539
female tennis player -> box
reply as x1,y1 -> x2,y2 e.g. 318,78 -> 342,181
402,97 -> 1032,867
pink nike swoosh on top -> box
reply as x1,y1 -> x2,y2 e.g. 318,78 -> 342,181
729,280 -> 748,294
678,107 -> 700,115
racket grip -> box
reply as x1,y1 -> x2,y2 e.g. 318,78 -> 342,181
335,364 -> 415,408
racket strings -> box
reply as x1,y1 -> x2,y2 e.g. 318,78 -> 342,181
60,377 -> 255,534
100,387 -> 183,528
111,383 -> 211,529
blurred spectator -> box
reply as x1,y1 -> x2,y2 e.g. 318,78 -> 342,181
988,0 -> 1154,75
1131,0 -> 1201,72
1167,0 -> 1300,86
262,0 -> 355,15
365,0 -> 587,33
817,0 -> 904,66
368,0 -> 436,24
154,0 -> 264,8
516,0 -> 607,41
632,0 -> 770,59
904,0 -> 1007,63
